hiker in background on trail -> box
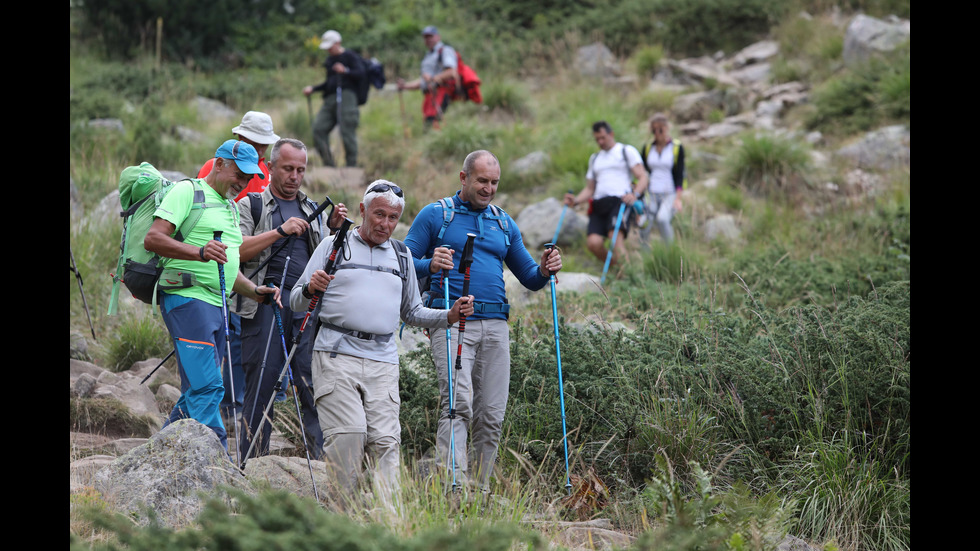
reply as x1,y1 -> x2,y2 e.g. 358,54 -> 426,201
564,121 -> 648,267
145,139 -> 281,452
235,138 -> 348,464
638,113 -> 686,246
405,150 -> 563,492
292,181 -> 473,508
195,110 -> 280,436
303,30 -> 365,167
396,26 -> 458,129
198,111 -> 280,201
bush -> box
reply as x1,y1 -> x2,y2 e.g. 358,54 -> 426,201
70,396 -> 156,438
482,80 -> 532,117
424,120 -> 500,160
724,133 -> 810,196
633,45 -> 664,78
103,311 -> 171,371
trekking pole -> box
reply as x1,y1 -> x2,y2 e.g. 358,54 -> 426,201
242,218 -> 353,468
440,244 -> 459,492
600,203 -> 627,285
336,81 -> 344,165
446,234 -> 475,491
398,88 -> 411,139
545,243 -> 572,495
244,197 -> 335,283
214,231 -> 241,466
70,246 -> 97,340
271,285 -> 321,501
306,94 -> 314,134
243,256 -> 292,454
551,190 -> 573,246
140,349 -> 175,385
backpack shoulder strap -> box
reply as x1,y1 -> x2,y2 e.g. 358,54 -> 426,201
391,239 -> 411,283
641,142 -> 652,173
486,205 -> 511,247
247,192 -> 263,229
435,197 -> 456,243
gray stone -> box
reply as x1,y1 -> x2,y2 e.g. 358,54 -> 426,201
511,151 -> 551,176
704,214 -> 740,241
111,438 -> 150,455
73,373 -> 98,398
729,62 -> 771,85
835,125 -> 910,170
175,125 -> 204,143
91,368 -> 163,429
515,197 -> 588,248
156,383 -> 182,404
195,96 -> 236,122
71,455 -> 116,490
88,118 -> 125,132
576,43 -> 621,78
729,40 -> 779,69
242,455 -> 327,501
94,419 -> 248,527
843,14 -> 910,66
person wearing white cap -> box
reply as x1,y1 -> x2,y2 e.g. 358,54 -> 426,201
197,111 -> 280,202
303,30 -> 365,167
396,25 -> 459,128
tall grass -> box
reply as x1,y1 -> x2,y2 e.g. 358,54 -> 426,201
724,133 -> 811,197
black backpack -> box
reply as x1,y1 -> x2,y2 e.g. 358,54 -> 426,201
351,51 -> 386,106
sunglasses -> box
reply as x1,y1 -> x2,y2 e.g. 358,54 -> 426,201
369,183 -> 404,197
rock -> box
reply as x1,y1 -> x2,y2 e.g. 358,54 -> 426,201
87,118 -> 125,132
110,438 -> 150,455
835,125 -> 910,170
511,151 -> 551,176
242,455 -> 326,500
777,535 -> 821,551
195,96 -> 236,122
156,383 -> 182,404
94,419 -> 248,527
70,331 -> 91,361
576,43 -> 622,78
666,58 -> 740,88
92,368 -> 163,428
73,373 -> 98,398
729,40 -> 779,69
843,14 -> 910,66
673,89 -> 745,123
71,358 -> 107,381
729,62 -> 771,85
175,125 -> 203,143
704,214 -> 741,241
71,455 -> 116,491
515,197 -> 588,248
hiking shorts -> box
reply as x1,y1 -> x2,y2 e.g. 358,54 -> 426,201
588,196 -> 631,237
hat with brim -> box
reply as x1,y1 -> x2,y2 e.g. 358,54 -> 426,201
232,111 -> 280,145
422,25 -> 439,36
215,139 -> 265,179
319,30 -> 342,50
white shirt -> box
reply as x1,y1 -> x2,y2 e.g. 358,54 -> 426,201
586,143 -> 642,200
645,141 -> 676,194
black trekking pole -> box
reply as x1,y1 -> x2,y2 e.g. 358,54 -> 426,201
440,244 -> 459,492
306,95 -> 314,135
271,284 -> 321,501
545,243 -> 572,495
214,231 -> 241,466
140,349 -> 176,385
243,197 -> 335,283
242,218 -> 353,470
447,233 -> 475,492
242,257 -> 292,454
70,246 -> 97,340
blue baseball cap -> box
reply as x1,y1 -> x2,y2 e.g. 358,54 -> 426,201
422,25 -> 439,36
215,139 -> 265,179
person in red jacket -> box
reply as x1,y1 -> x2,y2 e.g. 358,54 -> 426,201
198,111 -> 280,201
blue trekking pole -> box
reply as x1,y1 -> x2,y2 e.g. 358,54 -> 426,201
441,244 -> 459,492
214,231 -> 240,466
243,257 -> 291,459
600,203 -> 627,285
271,286 -> 321,502
551,190 -> 573,246
545,243 -> 572,495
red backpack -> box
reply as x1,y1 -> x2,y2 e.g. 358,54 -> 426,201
439,46 -> 482,104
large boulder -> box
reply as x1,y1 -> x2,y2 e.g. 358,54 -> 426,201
576,43 -> 622,78
516,197 -> 588,249
94,419 -> 248,527
835,125 -> 910,171
843,14 -> 910,66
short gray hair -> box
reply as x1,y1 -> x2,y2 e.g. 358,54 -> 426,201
362,179 -> 406,211
462,150 -> 500,178
269,138 -> 308,166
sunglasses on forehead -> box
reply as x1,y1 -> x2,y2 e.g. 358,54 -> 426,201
369,183 -> 404,197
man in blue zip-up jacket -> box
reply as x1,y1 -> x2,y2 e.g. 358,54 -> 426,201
405,150 -> 563,491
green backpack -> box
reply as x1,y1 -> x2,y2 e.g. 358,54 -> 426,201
107,163 -> 215,314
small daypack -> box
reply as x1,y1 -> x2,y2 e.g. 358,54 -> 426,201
351,51 -> 386,106
438,46 -> 482,104
107,163 -> 218,314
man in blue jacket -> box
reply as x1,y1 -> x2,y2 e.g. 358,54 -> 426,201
405,150 -> 563,491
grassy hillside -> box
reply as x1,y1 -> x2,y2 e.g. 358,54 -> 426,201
70,3 -> 909,549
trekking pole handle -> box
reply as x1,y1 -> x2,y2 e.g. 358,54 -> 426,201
544,242 -> 557,277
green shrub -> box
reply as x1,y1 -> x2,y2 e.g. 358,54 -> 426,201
640,242 -> 694,284
724,133 -> 810,196
103,311 -> 171,371
424,121 -> 500,160
633,45 -> 664,78
634,89 -> 678,121
482,80 -> 532,117
70,396 -> 156,437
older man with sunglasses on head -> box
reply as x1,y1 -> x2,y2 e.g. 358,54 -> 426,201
291,180 -> 473,508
